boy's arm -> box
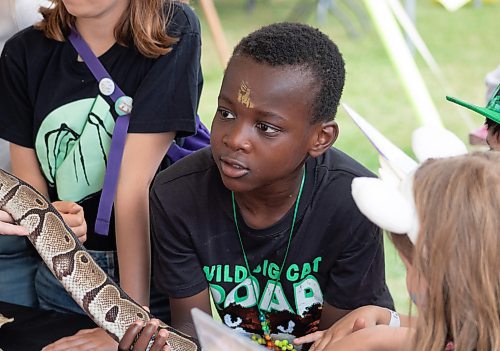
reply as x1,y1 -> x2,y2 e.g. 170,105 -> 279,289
115,132 -> 174,306
313,202 -> 393,344
120,290 -> 211,351
322,215 -> 393,314
149,164 -> 212,336
170,289 -> 212,336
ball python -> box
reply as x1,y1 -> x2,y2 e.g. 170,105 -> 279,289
0,169 -> 200,351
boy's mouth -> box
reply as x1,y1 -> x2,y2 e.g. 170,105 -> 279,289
219,157 -> 250,178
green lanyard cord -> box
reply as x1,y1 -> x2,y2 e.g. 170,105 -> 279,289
231,166 -> 306,319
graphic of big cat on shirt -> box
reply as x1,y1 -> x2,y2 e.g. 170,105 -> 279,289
35,95 -> 115,202
206,257 -> 323,341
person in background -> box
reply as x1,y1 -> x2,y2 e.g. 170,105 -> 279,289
466,66 -> 500,147
447,84 -> 500,151
0,1 -> 203,350
295,152 -> 500,351
121,22 -> 393,351
0,0 -> 68,308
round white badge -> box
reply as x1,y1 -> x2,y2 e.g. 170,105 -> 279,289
99,78 -> 115,96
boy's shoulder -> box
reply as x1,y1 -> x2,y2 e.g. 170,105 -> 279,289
319,147 -> 375,179
307,148 -> 375,208
154,146 -> 215,187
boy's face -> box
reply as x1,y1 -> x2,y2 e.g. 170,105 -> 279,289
210,55 -> 333,193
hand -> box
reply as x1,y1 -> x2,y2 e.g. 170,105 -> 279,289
41,328 -> 117,351
119,319 -> 170,351
301,325 -> 409,351
294,305 -> 389,350
52,201 -> 87,243
0,209 -> 29,235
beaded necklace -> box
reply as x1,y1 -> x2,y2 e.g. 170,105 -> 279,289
231,167 -> 305,351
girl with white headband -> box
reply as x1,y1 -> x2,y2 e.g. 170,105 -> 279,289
295,107 -> 500,351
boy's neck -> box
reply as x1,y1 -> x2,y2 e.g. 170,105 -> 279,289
234,169 -> 305,230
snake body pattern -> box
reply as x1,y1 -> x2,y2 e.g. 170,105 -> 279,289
0,169 -> 200,351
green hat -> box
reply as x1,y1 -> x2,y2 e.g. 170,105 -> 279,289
446,84 -> 500,124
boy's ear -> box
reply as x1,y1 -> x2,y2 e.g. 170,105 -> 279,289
308,121 -> 339,158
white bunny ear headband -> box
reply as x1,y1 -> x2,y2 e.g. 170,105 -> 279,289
343,103 -> 468,244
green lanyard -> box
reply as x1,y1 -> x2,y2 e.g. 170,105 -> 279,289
231,167 -> 305,349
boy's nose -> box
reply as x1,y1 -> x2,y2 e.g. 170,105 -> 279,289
223,121 -> 252,152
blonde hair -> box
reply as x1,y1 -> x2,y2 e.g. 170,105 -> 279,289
409,152 -> 500,351
35,0 -> 188,58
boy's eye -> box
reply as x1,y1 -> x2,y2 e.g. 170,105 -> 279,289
255,122 -> 281,136
217,108 -> 235,120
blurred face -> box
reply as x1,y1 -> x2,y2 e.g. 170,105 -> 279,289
210,55 -> 322,194
62,0 -> 128,20
486,127 -> 500,151
400,252 -> 427,309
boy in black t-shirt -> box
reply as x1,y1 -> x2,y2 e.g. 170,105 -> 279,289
121,22 -> 393,351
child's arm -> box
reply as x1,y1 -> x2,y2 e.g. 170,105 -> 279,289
10,144 -> 87,242
119,319 -> 170,351
114,132 -> 175,306
295,305 -> 415,347
308,325 -> 414,351
10,143 -> 50,197
170,289 -> 212,336
41,133 -> 176,351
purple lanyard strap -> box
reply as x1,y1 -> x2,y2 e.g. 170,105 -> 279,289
68,29 -> 131,236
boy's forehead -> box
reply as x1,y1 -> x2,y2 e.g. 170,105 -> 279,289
237,80 -> 254,109
222,56 -> 315,100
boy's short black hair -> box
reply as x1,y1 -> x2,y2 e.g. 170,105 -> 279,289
232,22 -> 345,124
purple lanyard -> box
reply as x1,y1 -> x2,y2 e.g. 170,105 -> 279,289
68,29 -> 131,236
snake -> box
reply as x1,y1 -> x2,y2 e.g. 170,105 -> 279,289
0,169 -> 200,351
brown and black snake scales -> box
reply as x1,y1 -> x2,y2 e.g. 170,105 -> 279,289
0,169 -> 200,351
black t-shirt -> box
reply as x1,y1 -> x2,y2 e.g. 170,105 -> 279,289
151,147 -> 394,342
0,2 -> 203,250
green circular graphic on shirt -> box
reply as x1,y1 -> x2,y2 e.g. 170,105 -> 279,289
35,96 -> 115,202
